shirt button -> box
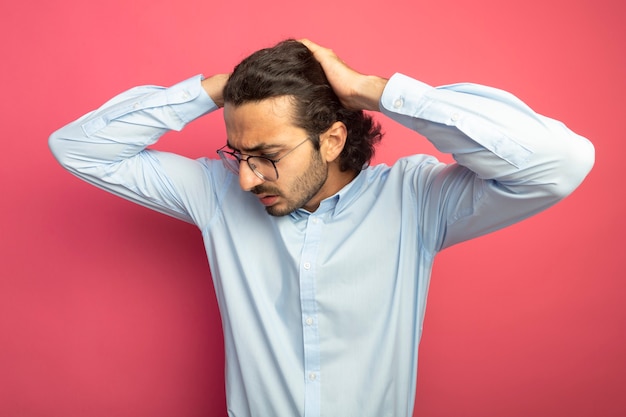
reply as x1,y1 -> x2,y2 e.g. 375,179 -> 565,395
393,98 -> 403,109
133,102 -> 140,109
309,372 -> 317,381
451,112 -> 460,122
311,217 -> 318,224
181,91 -> 190,99
305,317 -> 314,326
303,262 -> 311,270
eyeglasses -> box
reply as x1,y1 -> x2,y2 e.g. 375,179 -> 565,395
216,138 -> 311,182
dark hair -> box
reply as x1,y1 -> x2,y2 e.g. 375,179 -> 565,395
223,40 -> 383,172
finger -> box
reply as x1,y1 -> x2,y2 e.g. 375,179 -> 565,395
298,38 -> 323,56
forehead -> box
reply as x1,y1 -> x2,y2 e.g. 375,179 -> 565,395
223,96 -> 304,151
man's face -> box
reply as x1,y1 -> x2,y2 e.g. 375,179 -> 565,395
223,96 -> 329,216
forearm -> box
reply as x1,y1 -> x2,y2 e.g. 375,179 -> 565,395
202,73 -> 229,108
49,75 -> 219,173
380,73 -> 595,197
347,75 -> 389,112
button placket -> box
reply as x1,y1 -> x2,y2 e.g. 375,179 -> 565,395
299,214 -> 323,416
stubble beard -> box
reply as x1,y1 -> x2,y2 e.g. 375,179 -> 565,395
261,150 -> 328,217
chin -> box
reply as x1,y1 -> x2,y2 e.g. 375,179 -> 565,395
265,204 -> 295,217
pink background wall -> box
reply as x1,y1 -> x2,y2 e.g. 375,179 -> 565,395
1,0 -> 624,415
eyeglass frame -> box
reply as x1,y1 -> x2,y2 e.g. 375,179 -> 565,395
216,137 -> 312,181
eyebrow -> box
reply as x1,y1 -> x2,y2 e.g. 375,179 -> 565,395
226,141 -> 283,153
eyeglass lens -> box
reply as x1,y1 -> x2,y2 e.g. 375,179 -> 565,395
219,151 -> 277,181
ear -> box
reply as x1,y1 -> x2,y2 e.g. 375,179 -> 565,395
319,121 -> 347,163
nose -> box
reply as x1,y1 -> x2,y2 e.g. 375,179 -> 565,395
238,160 -> 265,191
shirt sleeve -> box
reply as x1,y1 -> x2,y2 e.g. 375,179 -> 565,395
379,73 -> 595,251
49,75 -> 222,225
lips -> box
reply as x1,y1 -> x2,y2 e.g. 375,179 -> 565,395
252,186 -> 280,207
259,195 -> 278,206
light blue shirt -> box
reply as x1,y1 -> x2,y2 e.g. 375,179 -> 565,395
49,73 -> 594,417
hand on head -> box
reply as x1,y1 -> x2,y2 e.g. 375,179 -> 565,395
298,39 -> 388,112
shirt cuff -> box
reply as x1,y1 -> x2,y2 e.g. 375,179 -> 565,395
379,73 -> 433,117
167,74 -> 220,125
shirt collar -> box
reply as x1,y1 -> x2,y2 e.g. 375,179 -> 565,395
288,168 -> 370,221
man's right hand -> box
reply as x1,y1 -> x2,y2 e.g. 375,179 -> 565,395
202,73 -> 230,108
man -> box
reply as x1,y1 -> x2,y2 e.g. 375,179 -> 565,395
49,39 -> 594,417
